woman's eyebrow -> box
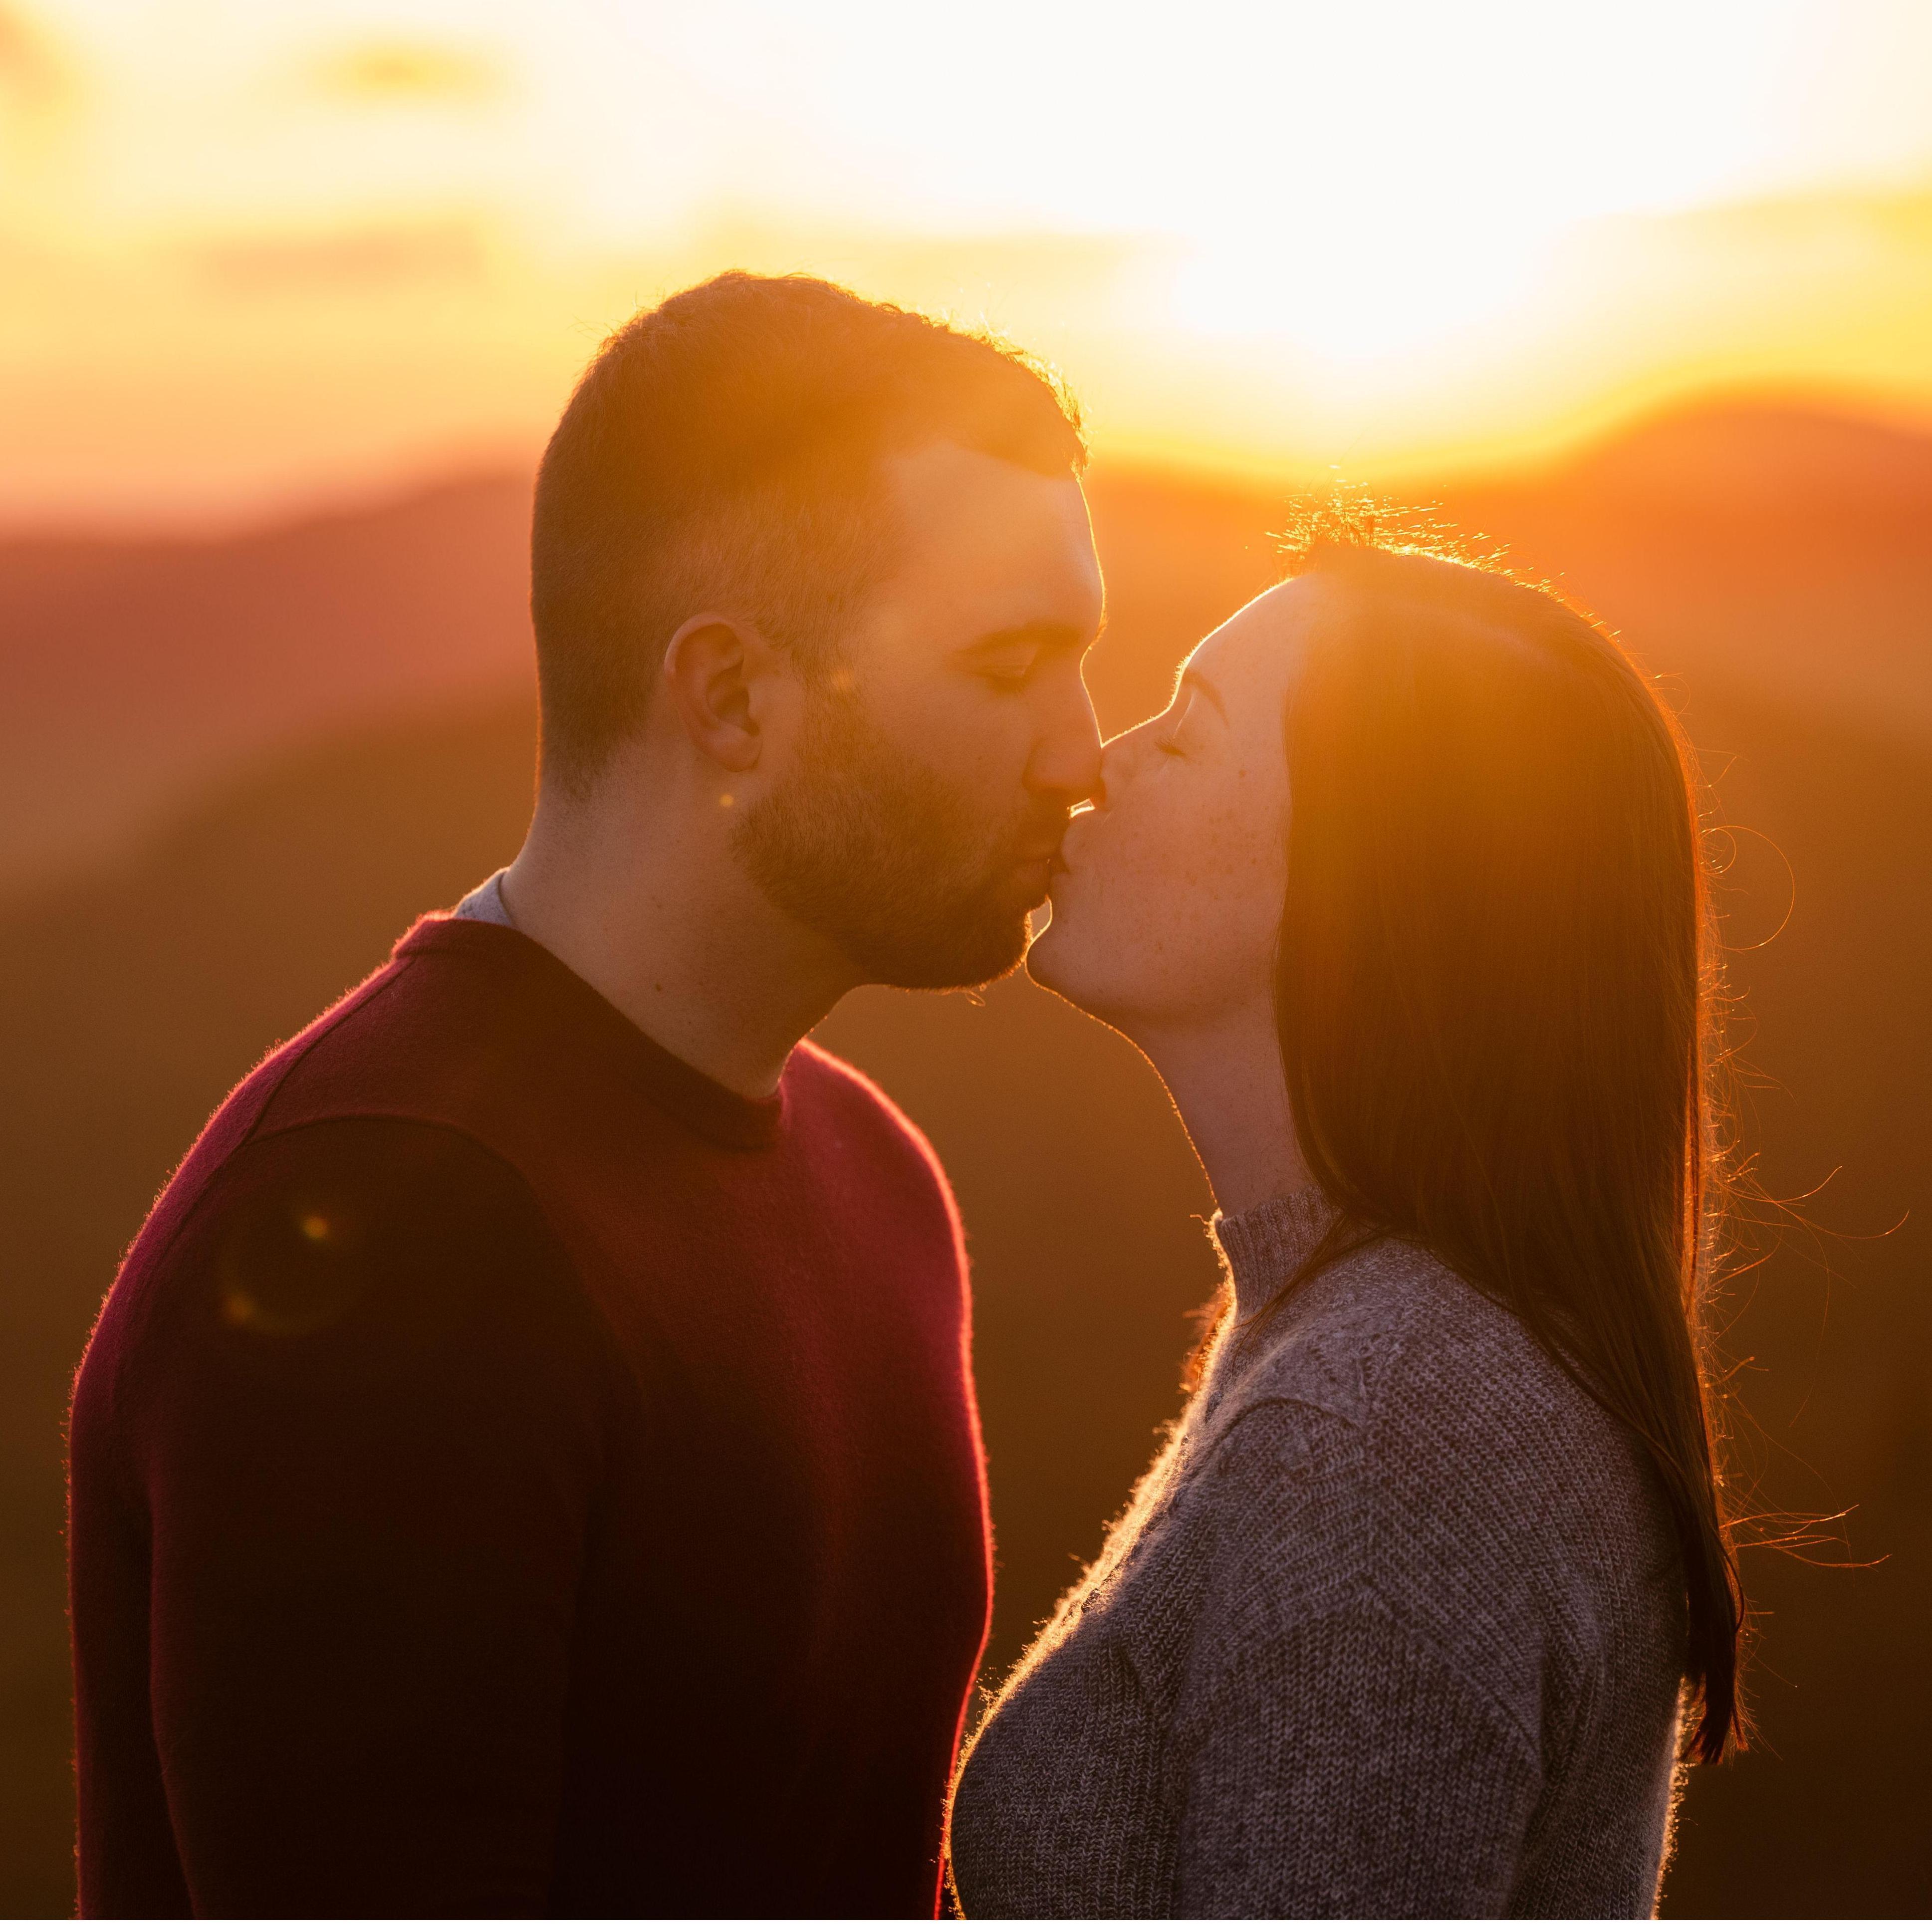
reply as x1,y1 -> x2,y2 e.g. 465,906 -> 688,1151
1181,667 -> 1228,718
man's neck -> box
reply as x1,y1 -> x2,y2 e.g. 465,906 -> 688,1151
500,796 -> 855,1101
1129,1000 -> 1312,1218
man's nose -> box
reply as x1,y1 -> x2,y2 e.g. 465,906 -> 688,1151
1027,671 -> 1105,805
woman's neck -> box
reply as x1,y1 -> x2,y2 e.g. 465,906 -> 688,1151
1130,998 -> 1313,1218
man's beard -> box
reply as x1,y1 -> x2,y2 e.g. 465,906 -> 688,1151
733,687 -> 1062,990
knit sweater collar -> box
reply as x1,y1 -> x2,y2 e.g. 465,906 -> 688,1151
1211,1184 -> 1338,1321
396,915 -> 786,1152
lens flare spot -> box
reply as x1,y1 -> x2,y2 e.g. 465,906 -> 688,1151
298,1212 -> 331,1242
719,792 -> 734,808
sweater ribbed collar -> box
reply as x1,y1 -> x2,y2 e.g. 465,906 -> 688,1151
1210,1183 -> 1339,1322
397,915 -> 786,1151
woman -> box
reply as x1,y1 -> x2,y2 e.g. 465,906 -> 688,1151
948,535 -> 1741,1918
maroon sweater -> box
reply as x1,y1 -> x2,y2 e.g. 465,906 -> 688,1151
67,915 -> 991,1918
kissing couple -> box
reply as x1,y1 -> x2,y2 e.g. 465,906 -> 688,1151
69,273 -> 1739,1919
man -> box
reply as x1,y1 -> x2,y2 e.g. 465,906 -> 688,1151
67,273 -> 1105,1916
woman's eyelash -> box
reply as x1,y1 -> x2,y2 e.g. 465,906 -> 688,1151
1156,696 -> 1198,751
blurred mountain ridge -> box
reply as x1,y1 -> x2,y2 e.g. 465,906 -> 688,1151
1545,394 -> 1932,510
3,392 -> 1930,892
0,473 -> 535,889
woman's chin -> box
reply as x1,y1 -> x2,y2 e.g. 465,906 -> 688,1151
1024,900 -> 1094,1007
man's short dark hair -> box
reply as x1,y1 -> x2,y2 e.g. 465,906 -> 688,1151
529,271 -> 1086,787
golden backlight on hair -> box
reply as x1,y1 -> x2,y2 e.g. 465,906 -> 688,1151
1259,536 -> 1744,1763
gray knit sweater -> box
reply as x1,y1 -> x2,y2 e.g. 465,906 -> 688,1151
949,1188 -> 1686,1918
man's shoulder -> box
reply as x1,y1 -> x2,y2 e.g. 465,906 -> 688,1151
81,1111 -> 600,1408
251,915 -> 548,1135
101,946 -> 421,1293
790,1039 -> 947,1159
82,920 -> 555,1368
72,1112 -> 620,1547
787,1039 -> 960,1210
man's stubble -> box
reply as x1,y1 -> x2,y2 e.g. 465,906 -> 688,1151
733,684 -> 1056,991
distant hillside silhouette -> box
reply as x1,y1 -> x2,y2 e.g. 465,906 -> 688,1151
0,410 -> 1928,1914
1439,399 -> 1932,740
1555,397 -> 1932,511
4,395 -> 1930,887
0,476 -> 533,888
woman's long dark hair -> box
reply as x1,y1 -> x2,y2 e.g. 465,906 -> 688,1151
1250,535 -> 1742,1764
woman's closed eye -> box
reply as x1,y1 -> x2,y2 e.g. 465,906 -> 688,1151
1156,694 -> 1201,756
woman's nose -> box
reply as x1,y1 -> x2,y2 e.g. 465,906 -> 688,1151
1090,727 -> 1146,807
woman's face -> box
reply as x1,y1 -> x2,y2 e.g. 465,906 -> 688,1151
1028,577 -> 1318,1037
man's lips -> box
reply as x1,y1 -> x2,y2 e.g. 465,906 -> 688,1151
1010,842 -> 1061,905
1006,812 -> 1081,896
1010,820 -> 1073,870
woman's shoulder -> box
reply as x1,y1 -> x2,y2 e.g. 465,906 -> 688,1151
1211,1235 -> 1670,1583
1199,1236 -> 1677,1685
1236,1235 -> 1602,1440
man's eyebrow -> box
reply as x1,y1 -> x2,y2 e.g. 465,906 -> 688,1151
1181,667 -> 1228,719
960,616 -> 1105,654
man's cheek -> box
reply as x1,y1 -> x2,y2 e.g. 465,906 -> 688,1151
922,742 -> 1019,820
971,721 -> 1042,806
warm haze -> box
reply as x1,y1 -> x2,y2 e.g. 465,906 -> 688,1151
4,0 -> 1932,522
4,4 -> 1932,1916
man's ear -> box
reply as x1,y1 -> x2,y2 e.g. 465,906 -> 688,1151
661,613 -> 783,773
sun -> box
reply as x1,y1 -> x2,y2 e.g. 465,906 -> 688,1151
1168,220 -> 1547,367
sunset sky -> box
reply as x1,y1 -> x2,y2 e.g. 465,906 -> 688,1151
4,0 -> 1932,522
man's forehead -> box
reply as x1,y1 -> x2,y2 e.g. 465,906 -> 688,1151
882,440 -> 1090,547
873,441 -> 1101,627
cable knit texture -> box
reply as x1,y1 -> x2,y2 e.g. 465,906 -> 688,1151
949,1187 -> 1687,1919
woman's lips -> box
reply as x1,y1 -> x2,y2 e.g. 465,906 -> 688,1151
1049,817 -> 1093,880
1017,855 -> 1055,897
1018,814 -> 1083,893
